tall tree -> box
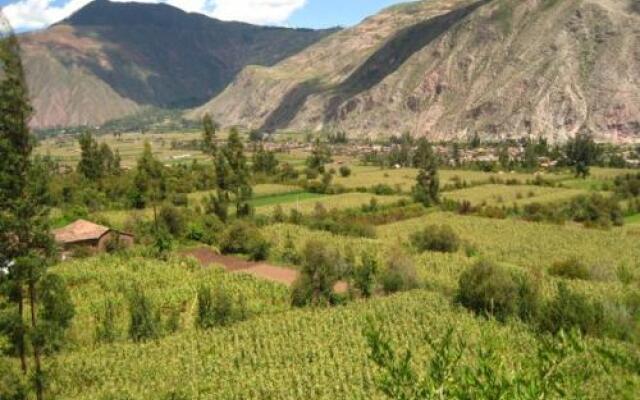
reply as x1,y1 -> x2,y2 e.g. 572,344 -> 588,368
306,138 -> 332,172
201,114 -> 218,156
132,142 -> 166,227
223,129 -> 252,217
0,23 -> 73,399
412,138 -> 439,207
565,133 -> 601,178
252,144 -> 279,174
77,131 -> 103,181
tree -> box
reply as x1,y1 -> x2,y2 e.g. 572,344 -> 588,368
353,251 -> 378,298
451,142 -> 461,167
306,138 -> 332,172
201,114 -> 218,156
412,138 -> 439,207
565,133 -> 601,178
131,142 -> 166,228
522,138 -> 539,170
0,23 -> 71,399
252,144 -> 279,174
219,129 -> 253,217
498,144 -> 510,170
291,240 -> 342,307
77,131 -> 104,181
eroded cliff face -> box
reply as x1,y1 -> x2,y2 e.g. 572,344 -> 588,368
194,0 -> 640,143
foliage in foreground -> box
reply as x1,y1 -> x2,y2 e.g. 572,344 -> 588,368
365,323 -> 601,400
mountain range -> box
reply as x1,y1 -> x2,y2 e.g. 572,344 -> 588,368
15,0 -> 640,142
192,0 -> 640,142
17,0 -> 337,128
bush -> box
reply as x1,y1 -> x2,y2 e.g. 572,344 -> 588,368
410,225 -> 460,253
170,193 -> 189,207
380,247 -> 418,294
549,259 -> 591,281
219,221 -> 270,261
538,283 -> 604,336
196,285 -> 240,329
291,240 -> 342,307
95,298 -> 118,343
128,286 -> 161,342
159,204 -> 186,237
186,214 -> 224,245
353,251 -> 378,298
339,165 -> 352,177
456,260 -> 540,322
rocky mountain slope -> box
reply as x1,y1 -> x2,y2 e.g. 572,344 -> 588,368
192,0 -> 640,142
17,0 -> 337,128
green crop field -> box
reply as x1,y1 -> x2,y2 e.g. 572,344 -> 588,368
443,184 -> 588,206
255,193 -> 407,215
42,288 -> 636,400
626,213 -> 640,224
332,166 -> 572,192
35,131 -> 210,167
188,184 -> 303,204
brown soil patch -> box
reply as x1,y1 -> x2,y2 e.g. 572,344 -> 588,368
182,247 -> 348,293
181,248 -> 255,271
237,264 -> 299,285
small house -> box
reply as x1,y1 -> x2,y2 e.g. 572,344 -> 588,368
53,220 -> 134,258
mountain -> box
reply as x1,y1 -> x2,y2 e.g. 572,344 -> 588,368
191,0 -> 640,143
18,0 -> 338,129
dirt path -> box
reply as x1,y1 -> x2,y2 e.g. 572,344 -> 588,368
182,248 -> 348,293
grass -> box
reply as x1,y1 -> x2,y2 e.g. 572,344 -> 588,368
188,184 -> 303,205
625,213 -> 640,225
250,192 -> 325,208
443,184 -> 587,206
255,192 -> 407,215
331,166 -> 572,192
35,131 -> 210,168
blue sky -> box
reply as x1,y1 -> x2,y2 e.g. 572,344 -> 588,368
0,0 -> 412,32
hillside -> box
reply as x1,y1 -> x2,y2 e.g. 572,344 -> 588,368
17,0 -> 337,128
192,0 -> 640,143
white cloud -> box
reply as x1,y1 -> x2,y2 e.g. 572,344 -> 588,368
211,0 -> 306,25
1,0 -> 307,31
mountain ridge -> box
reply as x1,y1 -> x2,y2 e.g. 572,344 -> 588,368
18,0 -> 338,128
192,0 -> 640,143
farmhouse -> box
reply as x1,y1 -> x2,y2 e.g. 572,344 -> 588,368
53,220 -> 134,257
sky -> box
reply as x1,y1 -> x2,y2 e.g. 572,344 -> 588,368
0,0 -> 412,32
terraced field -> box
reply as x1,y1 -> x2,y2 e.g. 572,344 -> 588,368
45,288 -> 636,400
255,193 -> 407,215
332,166 -> 572,192
443,184 -> 588,206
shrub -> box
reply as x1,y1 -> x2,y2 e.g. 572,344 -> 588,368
170,193 -> 189,207
380,247 -> 418,294
186,214 -> 223,245
538,283 -> 604,336
339,165 -> 352,177
196,285 -> 237,329
371,184 -> 395,195
159,204 -> 186,237
128,286 -> 161,342
456,260 -> 540,322
410,225 -> 460,253
291,240 -> 342,307
95,299 -> 118,343
219,221 -> 270,261
353,251 -> 378,298
39,274 -> 76,352
549,259 -> 591,281
280,232 -> 302,265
